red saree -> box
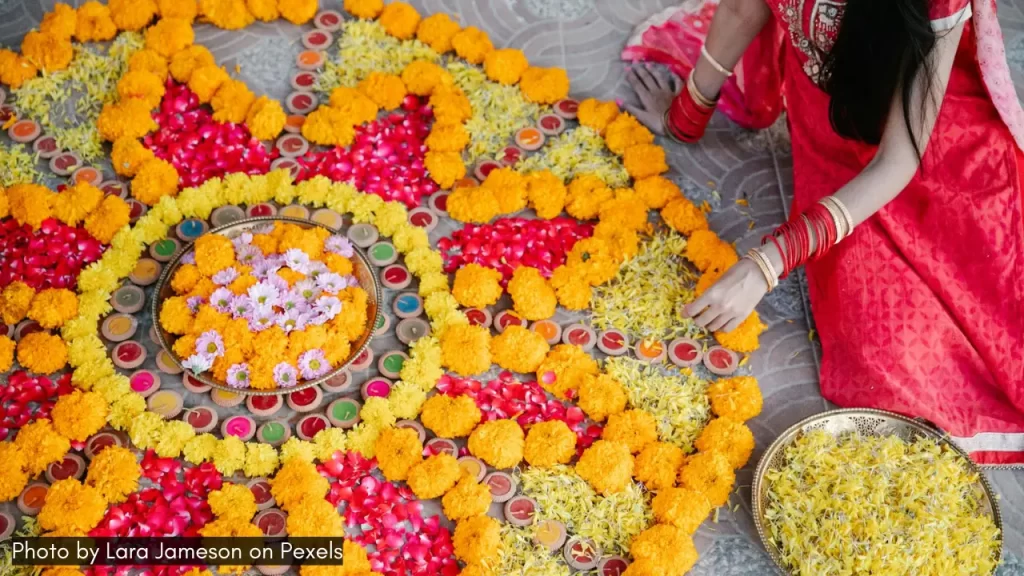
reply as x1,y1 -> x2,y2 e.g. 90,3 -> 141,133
625,0 -> 1024,465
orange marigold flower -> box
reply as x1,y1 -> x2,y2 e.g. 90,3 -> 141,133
278,0 -> 317,24
211,79 -> 256,123
416,12 -> 460,53
577,373 -> 627,422
592,221 -> 641,263
661,195 -> 708,236
695,417 -> 755,469
145,17 -> 195,57
577,98 -> 620,135
420,393 -> 482,438
40,4 -> 78,40
576,440 -> 633,496
344,0 -> 383,19
623,143 -> 669,180
374,427 -> 423,482
451,26 -> 493,64
20,333 -> 73,374
446,186 -> 501,224
208,483 -> 257,523
519,66 -> 570,105
598,188 -> 649,233
169,45 -> 215,84
634,441 -> 684,491
284,495 -> 344,536
38,479 -> 107,536
535,344 -> 599,399
630,525 -> 698,576
0,335 -> 14,373
302,105 -> 356,147
15,419 -> 70,477
406,453 -> 461,499
51,390 -> 107,442
246,96 -> 286,140
565,237 -> 620,286
0,50 -> 37,90
634,175 -> 680,209
483,48 -> 528,85
453,515 -> 501,565
117,69 -> 166,109
602,409 -> 659,454
468,419 -> 524,469
714,311 -> 766,353
0,443 -> 28,501
653,487 -> 712,535
244,0 -> 278,21
195,233 -> 236,276
402,59 -> 450,96
684,229 -> 738,273
379,2 -> 420,40
84,194 -> 130,244
27,287 -> 78,329
357,72 -> 407,111
452,263 -> 502,308
111,137 -> 155,177
507,266 -> 556,321
159,0 -> 198,21
481,167 -> 527,214
109,0 -> 157,31
269,459 -> 329,512
491,324 -> 549,373
21,31 -> 73,73
551,267 -> 591,310
75,1 -> 117,42
85,445 -> 140,504
328,86 -> 379,125
604,112 -> 654,156
425,122 -> 469,153
565,173 -> 613,221
98,98 -> 158,141
524,170 -> 567,220
439,323 -> 491,376
677,450 -> 735,507
442,473 -> 492,521
160,296 -> 193,334
707,375 -> 762,422
523,420 -> 576,468
7,183 -> 54,230
132,158 -> 180,205
199,0 -> 254,30
187,65 -> 230,103
128,49 -> 169,80
430,86 -> 472,124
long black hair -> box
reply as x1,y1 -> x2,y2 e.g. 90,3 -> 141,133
820,0 -> 937,160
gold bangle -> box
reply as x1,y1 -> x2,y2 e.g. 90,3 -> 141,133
700,44 -> 734,77
823,196 -> 855,239
754,247 -> 779,287
687,71 -> 717,109
745,248 -> 777,293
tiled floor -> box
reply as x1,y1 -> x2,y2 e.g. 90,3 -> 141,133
1,0 -> 1022,572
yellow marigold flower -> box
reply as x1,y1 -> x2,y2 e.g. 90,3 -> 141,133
243,0 -> 277,20
387,381 -> 426,420
452,263 -> 502,308
442,473 -> 492,521
684,229 -> 738,273
379,1 -> 420,39
145,17 -> 195,57
17,331 -> 67,375
653,487 -> 712,535
0,335 -> 14,373
630,525 -> 698,576
159,0 -> 198,21
597,188 -> 649,232
417,12 -> 460,53
344,0 -> 383,19
430,85 -> 472,124
211,79 -> 255,124
360,396 -> 396,431
15,420 -> 70,477
524,170 -> 567,220
21,31 -> 72,73
279,0 -> 317,24
406,453 -> 461,499
302,105 -> 356,147
603,409 -> 659,454
270,459 -> 329,512
549,265 -> 591,310
421,393 -> 481,438
117,69 -> 166,109
38,479 -> 107,536
425,122 -> 469,153
75,2 -> 117,42
677,450 -> 734,506
27,288 -> 78,329
84,195 -> 131,244
85,445 -> 140,504
188,65 -> 230,103
0,50 -> 38,89
445,186 -> 500,223
328,86 -> 379,125
7,183 -> 54,230
170,45 -> 215,83
0,444 -> 28,502
604,112 -> 654,156
111,137 -> 155,177
519,66 -> 570,105
468,419 -> 524,469
453,515 -> 501,565
565,173 -> 613,220
577,373 -> 627,422
246,96 -> 286,140
374,427 -> 423,482
507,265 -> 556,321
523,420 -> 576,468
439,323 -> 491,376
535,344 -> 599,399
402,59 -> 449,96
132,158 -> 179,205
484,48 -> 528,85
695,417 -> 755,469
634,441 -> 684,491
713,311 -> 766,353
346,424 -> 382,459
194,232 -> 235,276
491,324 -> 549,373
452,26 -> 493,64
199,0 -> 254,30
110,0 -> 157,30
98,98 -> 158,141
577,98 -> 620,135
128,49 -> 168,81
40,4 -> 78,40
208,483 -> 257,523
623,143 -> 669,180
707,375 -> 762,422
284,495 -> 344,537
634,175 -> 680,209
357,72 -> 407,111
576,440 -> 633,496
481,167 -> 527,214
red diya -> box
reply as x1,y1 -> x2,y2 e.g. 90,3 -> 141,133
0,371 -> 74,440
144,80 -> 271,189
0,218 -> 105,290
439,217 -> 594,283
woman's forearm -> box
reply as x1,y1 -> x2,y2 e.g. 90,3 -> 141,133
692,0 -> 772,99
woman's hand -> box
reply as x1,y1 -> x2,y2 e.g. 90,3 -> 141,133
683,258 -> 768,332
625,65 -> 680,135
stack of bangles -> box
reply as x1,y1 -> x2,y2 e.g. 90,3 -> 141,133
664,72 -> 717,143
747,196 -> 855,290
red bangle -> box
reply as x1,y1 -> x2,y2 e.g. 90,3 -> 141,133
666,90 -> 715,143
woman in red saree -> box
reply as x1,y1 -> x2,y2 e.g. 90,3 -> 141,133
625,0 -> 1024,465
